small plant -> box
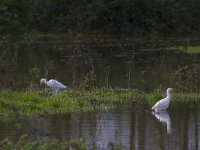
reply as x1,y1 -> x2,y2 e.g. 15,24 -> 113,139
174,65 -> 199,92
80,71 -> 96,90
29,67 -> 40,91
70,138 -> 87,150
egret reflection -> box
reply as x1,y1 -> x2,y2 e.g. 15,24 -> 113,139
152,111 -> 172,134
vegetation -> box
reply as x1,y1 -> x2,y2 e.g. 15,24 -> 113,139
174,65 -> 200,92
1,0 -> 200,37
0,88 -> 199,119
185,45 -> 200,53
0,88 -> 139,119
0,135 -> 86,150
167,45 -> 200,53
0,135 -> 123,150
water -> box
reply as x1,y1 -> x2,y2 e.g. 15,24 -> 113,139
0,101 -> 199,150
1,38 -> 200,90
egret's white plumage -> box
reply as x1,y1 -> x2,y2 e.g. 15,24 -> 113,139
40,78 -> 67,93
152,88 -> 173,112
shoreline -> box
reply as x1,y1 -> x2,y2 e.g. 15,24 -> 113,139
0,88 -> 199,119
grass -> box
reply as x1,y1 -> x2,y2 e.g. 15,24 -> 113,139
167,45 -> 200,53
0,88 -> 140,119
0,88 -> 199,119
185,45 -> 200,53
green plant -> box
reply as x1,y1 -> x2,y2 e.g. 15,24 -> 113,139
174,65 -> 200,92
80,71 -> 96,90
29,67 -> 40,91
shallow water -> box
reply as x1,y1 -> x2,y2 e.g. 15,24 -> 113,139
0,101 -> 200,150
1,39 -> 200,90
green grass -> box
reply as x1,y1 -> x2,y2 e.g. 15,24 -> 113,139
167,45 -> 200,53
0,88 -> 200,119
185,45 -> 200,53
0,88 -> 140,119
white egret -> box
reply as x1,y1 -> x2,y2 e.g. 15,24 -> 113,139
40,78 -> 67,93
152,88 -> 173,112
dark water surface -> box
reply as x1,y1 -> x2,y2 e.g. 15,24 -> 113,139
1,38 -> 200,90
0,101 -> 199,150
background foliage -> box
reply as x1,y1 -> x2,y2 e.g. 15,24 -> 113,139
1,0 -> 200,37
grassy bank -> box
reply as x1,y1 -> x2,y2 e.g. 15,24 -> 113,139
0,89 -> 199,119
0,89 -> 140,119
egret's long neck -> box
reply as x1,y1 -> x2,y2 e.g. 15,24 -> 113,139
167,91 -> 172,99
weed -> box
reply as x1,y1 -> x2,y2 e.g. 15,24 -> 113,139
174,65 -> 200,92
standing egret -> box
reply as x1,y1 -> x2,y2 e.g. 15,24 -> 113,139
152,88 -> 173,112
40,78 -> 67,94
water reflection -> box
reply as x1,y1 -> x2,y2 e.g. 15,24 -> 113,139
152,111 -> 172,134
1,102 -> 200,149
1,40 -> 200,90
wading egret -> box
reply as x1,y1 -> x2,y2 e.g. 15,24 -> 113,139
152,88 -> 173,112
40,78 -> 67,93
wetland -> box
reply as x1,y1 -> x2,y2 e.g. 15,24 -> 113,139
1,37 -> 200,149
